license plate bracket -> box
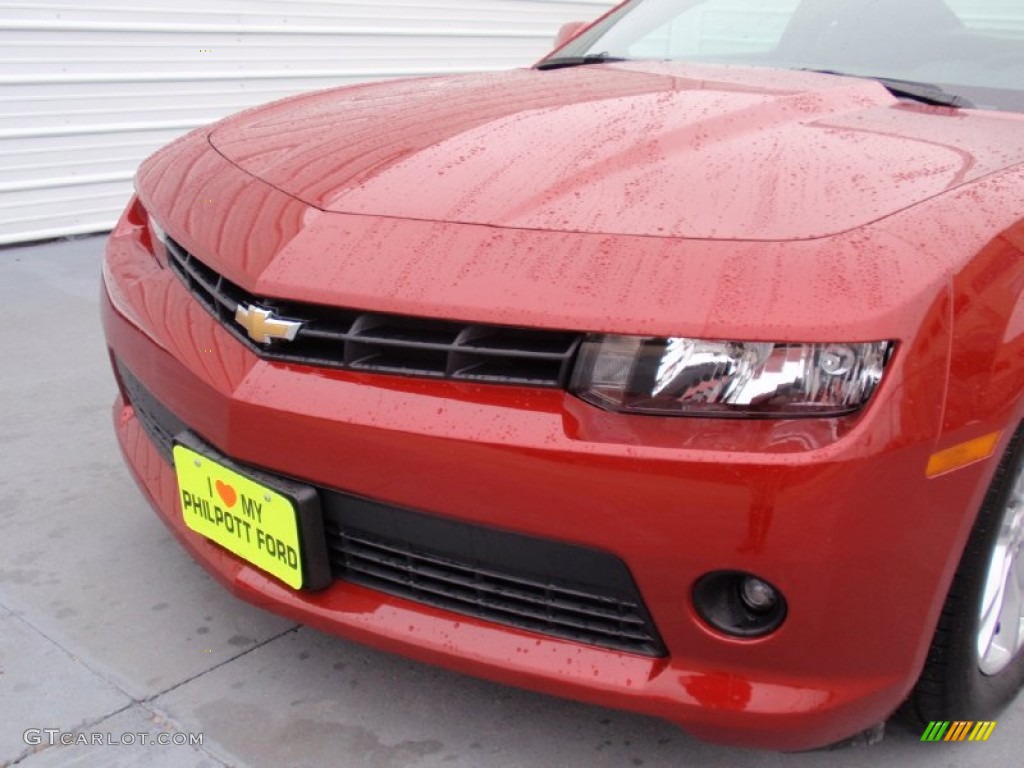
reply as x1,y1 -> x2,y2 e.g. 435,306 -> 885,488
171,432 -> 332,591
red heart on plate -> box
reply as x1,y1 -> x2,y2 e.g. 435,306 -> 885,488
215,480 -> 237,508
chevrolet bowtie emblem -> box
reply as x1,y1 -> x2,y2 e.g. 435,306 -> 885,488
234,304 -> 303,345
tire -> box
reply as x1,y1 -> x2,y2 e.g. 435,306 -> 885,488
901,425 -> 1024,726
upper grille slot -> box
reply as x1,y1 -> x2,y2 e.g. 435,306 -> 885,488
166,238 -> 582,387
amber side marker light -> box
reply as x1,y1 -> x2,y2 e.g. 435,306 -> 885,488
926,432 -> 1002,478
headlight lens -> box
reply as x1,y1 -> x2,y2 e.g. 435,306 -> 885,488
570,335 -> 892,418
146,210 -> 169,266
148,213 -> 167,246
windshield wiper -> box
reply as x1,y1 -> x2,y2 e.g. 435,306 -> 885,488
799,69 -> 973,108
536,52 -> 630,71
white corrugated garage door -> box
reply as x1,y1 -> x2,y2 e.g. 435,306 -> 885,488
0,0 -> 617,245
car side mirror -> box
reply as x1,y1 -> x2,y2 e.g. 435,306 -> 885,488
554,21 -> 588,49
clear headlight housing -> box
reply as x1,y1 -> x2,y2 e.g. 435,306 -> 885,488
148,213 -> 167,247
570,336 -> 893,418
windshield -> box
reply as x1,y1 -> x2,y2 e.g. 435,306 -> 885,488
542,0 -> 1024,113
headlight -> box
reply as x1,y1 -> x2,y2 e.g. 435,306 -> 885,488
570,335 -> 892,418
146,210 -> 169,266
148,213 -> 167,246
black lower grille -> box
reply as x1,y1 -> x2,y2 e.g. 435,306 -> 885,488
115,358 -> 665,657
322,493 -> 665,656
165,236 -> 582,387
117,361 -> 185,462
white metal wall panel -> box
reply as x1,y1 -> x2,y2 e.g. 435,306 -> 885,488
0,0 -> 618,245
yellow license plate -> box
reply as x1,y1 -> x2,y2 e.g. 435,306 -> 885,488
172,444 -> 305,589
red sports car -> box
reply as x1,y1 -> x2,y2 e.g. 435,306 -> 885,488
101,0 -> 1024,750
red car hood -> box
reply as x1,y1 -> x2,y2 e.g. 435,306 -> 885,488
208,62 -> 1024,241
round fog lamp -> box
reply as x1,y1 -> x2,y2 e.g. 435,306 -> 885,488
692,571 -> 787,638
740,577 -> 778,613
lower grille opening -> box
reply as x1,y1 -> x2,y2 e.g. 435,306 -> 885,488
323,495 -> 666,657
116,360 -> 185,462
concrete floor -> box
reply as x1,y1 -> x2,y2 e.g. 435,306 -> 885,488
1,234 -> 1020,767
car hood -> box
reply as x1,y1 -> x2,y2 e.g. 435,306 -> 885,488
208,62 -> 1024,241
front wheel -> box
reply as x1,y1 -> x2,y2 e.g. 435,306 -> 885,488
902,427 -> 1024,725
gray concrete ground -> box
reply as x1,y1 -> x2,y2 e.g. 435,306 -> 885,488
1,234 -> 1020,767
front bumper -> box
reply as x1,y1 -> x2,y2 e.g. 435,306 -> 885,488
102,192 -> 1002,752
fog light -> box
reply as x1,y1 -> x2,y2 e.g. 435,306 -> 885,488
740,577 -> 778,613
693,571 -> 787,638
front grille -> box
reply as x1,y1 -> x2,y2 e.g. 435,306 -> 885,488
323,493 -> 666,657
116,359 -> 666,657
166,238 -> 583,387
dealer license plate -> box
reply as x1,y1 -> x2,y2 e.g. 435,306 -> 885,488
172,443 -> 306,589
